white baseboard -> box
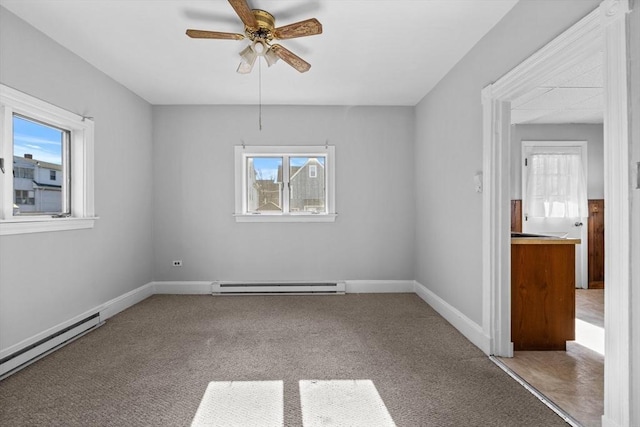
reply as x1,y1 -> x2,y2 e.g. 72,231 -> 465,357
414,281 -> 491,355
0,281 -> 154,366
0,306 -> 102,361
0,315 -> 101,378
152,280 -> 414,294
345,280 -> 415,293
601,417 -> 620,427
153,281 -> 213,294
99,283 -> 155,321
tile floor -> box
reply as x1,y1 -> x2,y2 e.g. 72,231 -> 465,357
498,289 -> 604,427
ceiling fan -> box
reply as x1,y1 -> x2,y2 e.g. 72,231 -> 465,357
186,0 -> 322,74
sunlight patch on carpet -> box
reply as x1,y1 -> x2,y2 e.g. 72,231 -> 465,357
191,381 -> 283,427
299,380 -> 396,427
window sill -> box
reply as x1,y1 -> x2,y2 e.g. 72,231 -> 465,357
234,213 -> 337,223
0,217 -> 98,235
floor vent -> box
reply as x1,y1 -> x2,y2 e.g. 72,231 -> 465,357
0,313 -> 102,379
212,282 -> 346,295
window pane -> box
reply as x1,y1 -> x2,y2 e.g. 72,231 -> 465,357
247,157 -> 282,213
12,115 -> 65,215
290,157 -> 325,213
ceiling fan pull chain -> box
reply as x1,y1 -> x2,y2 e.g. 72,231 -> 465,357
259,56 -> 262,131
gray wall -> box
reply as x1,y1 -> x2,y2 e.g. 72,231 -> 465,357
0,8 -> 154,351
511,124 -> 604,199
152,105 -> 415,282
414,0 -> 601,325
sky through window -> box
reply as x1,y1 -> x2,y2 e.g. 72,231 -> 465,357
251,156 -> 325,182
13,116 -> 63,165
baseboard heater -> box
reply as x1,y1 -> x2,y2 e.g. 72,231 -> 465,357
0,313 -> 102,379
212,281 -> 346,295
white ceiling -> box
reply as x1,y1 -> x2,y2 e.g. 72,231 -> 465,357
0,0 -> 519,106
511,51 -> 603,124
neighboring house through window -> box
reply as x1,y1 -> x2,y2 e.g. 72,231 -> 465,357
11,119 -> 66,215
0,84 -> 96,235
234,145 -> 336,222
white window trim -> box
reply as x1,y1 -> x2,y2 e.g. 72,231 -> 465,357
0,84 -> 96,235
234,145 -> 336,223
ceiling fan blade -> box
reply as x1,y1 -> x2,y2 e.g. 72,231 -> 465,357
274,18 -> 322,40
228,0 -> 258,28
270,44 -> 311,73
186,29 -> 245,40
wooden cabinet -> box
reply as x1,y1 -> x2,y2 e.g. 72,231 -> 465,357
588,199 -> 605,288
511,238 -> 579,351
511,200 -> 522,232
511,198 -> 605,289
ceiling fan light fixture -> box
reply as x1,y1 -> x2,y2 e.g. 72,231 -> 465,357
188,0 -> 320,74
237,45 -> 257,74
264,47 -> 279,67
237,58 -> 255,74
239,44 -> 256,62
252,40 -> 267,55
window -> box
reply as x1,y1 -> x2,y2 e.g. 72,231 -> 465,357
14,190 -> 34,205
523,144 -> 588,219
1,84 -> 96,235
235,145 -> 336,222
12,115 -> 67,216
14,167 -> 34,179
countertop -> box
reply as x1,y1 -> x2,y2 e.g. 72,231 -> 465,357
511,234 -> 581,245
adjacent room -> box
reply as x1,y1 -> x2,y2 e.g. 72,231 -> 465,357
1,1 -> 638,426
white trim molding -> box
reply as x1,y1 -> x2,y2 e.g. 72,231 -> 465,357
414,281 -> 491,355
481,87 -> 513,357
600,1 -> 634,426
234,213 -> 337,223
153,281 -> 214,294
150,280 -> 415,294
98,283 -> 155,321
345,280 -> 415,293
0,216 -> 98,235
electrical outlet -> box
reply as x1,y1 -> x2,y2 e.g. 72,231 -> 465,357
172,260 -> 183,267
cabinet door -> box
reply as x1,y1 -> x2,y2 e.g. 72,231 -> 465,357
588,199 -> 605,288
511,200 -> 522,232
511,243 -> 576,351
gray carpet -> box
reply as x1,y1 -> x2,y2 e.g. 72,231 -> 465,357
0,294 -> 567,426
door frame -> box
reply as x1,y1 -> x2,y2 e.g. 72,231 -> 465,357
481,1 -> 634,426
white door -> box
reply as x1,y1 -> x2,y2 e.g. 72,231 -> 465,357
522,141 -> 589,288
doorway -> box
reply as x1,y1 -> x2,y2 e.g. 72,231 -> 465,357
508,80 -> 603,425
521,141 -> 590,289
481,2 -> 633,426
